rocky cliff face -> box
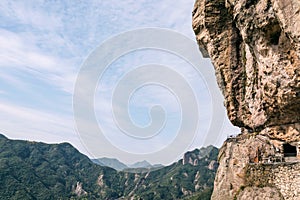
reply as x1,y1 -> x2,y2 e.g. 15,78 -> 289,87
182,145 -> 218,167
192,0 -> 300,199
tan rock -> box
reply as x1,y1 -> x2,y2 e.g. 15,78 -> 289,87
192,0 -> 300,199
237,186 -> 284,200
192,0 -> 300,129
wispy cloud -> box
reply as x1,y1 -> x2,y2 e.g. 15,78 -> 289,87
0,0 -> 62,30
0,0 -> 240,164
0,100 -> 74,141
0,29 -> 77,94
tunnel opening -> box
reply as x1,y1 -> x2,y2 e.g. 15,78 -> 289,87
283,143 -> 297,157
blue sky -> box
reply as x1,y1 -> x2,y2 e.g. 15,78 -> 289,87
0,0 -> 240,165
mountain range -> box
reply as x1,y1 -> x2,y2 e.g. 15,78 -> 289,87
0,133 -> 218,199
91,157 -> 128,171
92,157 -> 164,171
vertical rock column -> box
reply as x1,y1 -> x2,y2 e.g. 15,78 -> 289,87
192,0 -> 300,199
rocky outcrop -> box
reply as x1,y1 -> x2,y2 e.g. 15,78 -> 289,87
192,0 -> 300,199
193,0 -> 300,129
182,145 -> 218,166
73,182 -> 87,197
212,132 -> 300,199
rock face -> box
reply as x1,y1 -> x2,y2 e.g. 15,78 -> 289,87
193,0 -> 300,129
192,0 -> 300,199
236,186 -> 284,200
182,145 -> 218,166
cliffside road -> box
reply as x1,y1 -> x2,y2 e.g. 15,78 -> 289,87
192,0 -> 300,199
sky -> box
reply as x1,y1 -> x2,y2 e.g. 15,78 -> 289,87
0,0 -> 240,165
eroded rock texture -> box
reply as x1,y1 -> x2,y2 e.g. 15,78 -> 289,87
192,0 -> 300,199
236,186 -> 284,200
193,0 -> 300,129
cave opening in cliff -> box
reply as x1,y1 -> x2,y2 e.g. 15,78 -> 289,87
283,143 -> 297,157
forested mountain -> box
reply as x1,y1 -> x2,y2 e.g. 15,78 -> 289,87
0,134 -> 218,200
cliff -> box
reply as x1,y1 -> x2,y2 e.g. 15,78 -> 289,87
192,0 -> 300,199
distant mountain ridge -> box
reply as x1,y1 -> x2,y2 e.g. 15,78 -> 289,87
128,160 -> 152,168
92,157 -> 164,171
92,146 -> 218,171
91,157 -> 128,171
0,133 -> 218,199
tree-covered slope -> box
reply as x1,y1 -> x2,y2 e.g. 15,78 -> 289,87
126,147 -> 218,200
0,134 -> 117,199
0,134 -> 218,199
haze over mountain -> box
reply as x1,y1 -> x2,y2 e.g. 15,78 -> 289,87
92,157 -> 128,171
92,157 -> 164,171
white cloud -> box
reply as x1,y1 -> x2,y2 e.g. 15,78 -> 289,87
0,100 -> 71,139
0,0 -> 62,31
0,29 -> 77,93
0,0 -> 240,164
